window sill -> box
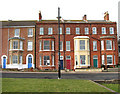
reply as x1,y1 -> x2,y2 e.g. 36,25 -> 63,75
106,49 -> 112,50
28,35 -> 33,37
9,49 -> 24,51
27,50 -> 33,51
66,50 -> 71,51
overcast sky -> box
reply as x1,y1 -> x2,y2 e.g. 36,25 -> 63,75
0,0 -> 119,22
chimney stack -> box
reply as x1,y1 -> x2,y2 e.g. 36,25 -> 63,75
83,15 -> 87,21
39,11 -> 42,21
104,11 -> 109,21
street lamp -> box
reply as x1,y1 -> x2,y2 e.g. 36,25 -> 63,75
57,7 -> 61,79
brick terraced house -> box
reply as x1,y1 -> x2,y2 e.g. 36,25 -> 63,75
0,21 -> 36,69
0,11 -> 118,70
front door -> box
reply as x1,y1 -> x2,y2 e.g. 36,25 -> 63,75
93,59 -> 98,67
60,60 -> 63,70
67,60 -> 71,69
3,57 -> 6,69
28,56 -> 32,68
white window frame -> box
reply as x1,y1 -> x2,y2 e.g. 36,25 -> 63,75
43,41 -> 50,51
40,56 -> 42,66
10,41 -> 12,49
14,29 -> 20,37
109,27 -> 114,34
92,27 -> 97,34
13,41 -> 18,49
75,40 -> 77,51
40,27 -> 44,35
76,27 -> 80,34
28,28 -> 33,37
107,55 -> 113,65
102,55 -> 104,64
44,56 -> 50,66
12,55 -> 18,64
102,27 -> 106,34
52,41 -> 54,51
39,41 -> 42,51
113,41 -> 115,50
60,41 -> 63,51
101,41 -> 104,50
20,41 -> 23,50
66,41 -> 70,51
87,40 -> 89,51
66,56 -> 71,60
75,55 -> 78,66
19,55 -> 22,64
66,27 -> 70,34
80,55 -> 86,65
85,27 -> 89,34
48,28 -> 53,35
93,41 -> 97,51
80,40 -> 85,50
106,40 -> 112,50
114,55 -> 116,65
52,55 -> 54,66
27,41 -> 33,51
60,27 -> 62,34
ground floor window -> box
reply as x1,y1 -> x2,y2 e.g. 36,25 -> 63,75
75,55 -> 78,65
12,55 -> 18,64
102,55 -> 104,64
80,55 -> 86,65
44,56 -> 50,65
40,56 -> 42,66
19,56 -> 22,64
107,55 -> 113,65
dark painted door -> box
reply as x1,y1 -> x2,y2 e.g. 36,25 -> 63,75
67,60 -> 71,69
60,60 -> 63,70
93,59 -> 98,68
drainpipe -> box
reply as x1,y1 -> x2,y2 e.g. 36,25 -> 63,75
34,23 -> 36,69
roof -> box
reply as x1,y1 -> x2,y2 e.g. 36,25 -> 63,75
1,20 -> 37,27
37,20 -> 116,24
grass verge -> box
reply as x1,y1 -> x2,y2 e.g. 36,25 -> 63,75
2,78 -> 112,92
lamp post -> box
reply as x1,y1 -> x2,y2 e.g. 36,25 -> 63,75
57,7 -> 61,79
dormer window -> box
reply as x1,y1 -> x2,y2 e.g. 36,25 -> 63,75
14,29 -> 20,37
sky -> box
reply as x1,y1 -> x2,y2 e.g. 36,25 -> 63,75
0,0 -> 119,22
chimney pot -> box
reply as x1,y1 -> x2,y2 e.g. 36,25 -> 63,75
83,14 -> 87,21
104,11 -> 109,21
39,11 -> 42,21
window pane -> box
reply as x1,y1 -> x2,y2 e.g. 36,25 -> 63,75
76,27 -> 80,34
48,28 -> 53,35
60,27 -> 62,34
106,40 -> 112,50
80,40 -> 85,50
107,55 -> 112,64
80,55 -> 85,65
20,41 -> 23,50
92,27 -> 97,34
15,29 -> 20,37
13,55 -> 18,64
66,41 -> 70,51
110,27 -> 114,34
85,27 -> 89,34
101,41 -> 104,50
66,28 -> 70,34
93,41 -> 97,51
28,28 -> 33,36
40,28 -> 44,35
44,56 -> 50,65
102,27 -> 106,34
60,41 -> 63,51
13,41 -> 18,49
28,41 -> 33,50
44,41 -> 50,50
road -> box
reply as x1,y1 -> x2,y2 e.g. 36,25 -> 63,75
1,72 -> 119,80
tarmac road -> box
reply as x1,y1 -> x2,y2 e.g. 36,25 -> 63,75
1,72 -> 119,80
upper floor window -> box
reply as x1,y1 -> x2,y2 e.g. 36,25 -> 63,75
66,41 -> 70,51
102,27 -> 106,34
106,40 -> 112,50
76,27 -> 80,34
80,40 -> 85,50
13,41 -> 18,49
27,41 -> 33,50
52,41 -> 54,51
20,41 -> 23,50
44,41 -> 50,50
93,41 -> 97,51
48,28 -> 53,35
66,27 -> 70,34
60,27 -> 62,34
39,41 -> 42,51
109,27 -> 114,34
101,40 -> 104,50
60,41 -> 63,51
92,27 -> 97,34
85,27 -> 89,34
14,29 -> 20,37
28,28 -> 33,37
40,27 -> 44,35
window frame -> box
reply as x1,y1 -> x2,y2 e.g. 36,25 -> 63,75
80,55 -> 86,65
14,29 -> 20,37
12,55 -> 18,64
107,55 -> 113,65
44,56 -> 50,66
80,40 -> 85,50
28,28 -> 33,37
102,27 -> 106,34
27,41 -> 33,51
85,27 -> 89,34
76,27 -> 80,34
92,27 -> 97,34
93,41 -> 97,51
40,27 -> 44,35
66,41 -> 70,51
106,40 -> 112,50
66,27 -> 70,34
43,41 -> 50,51
48,27 -> 53,35
109,27 -> 114,34
13,41 -> 18,49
